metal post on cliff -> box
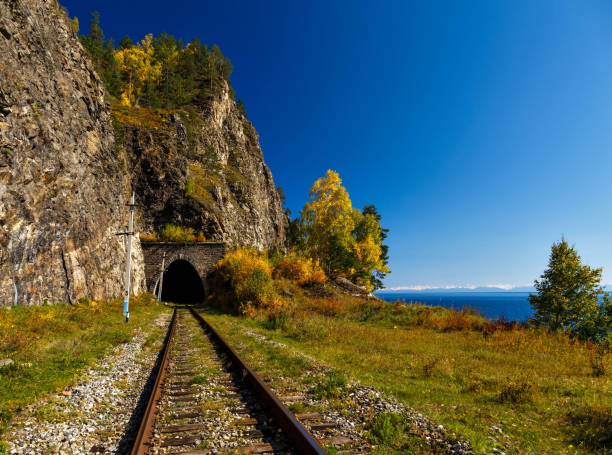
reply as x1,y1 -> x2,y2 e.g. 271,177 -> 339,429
116,192 -> 136,323
157,251 -> 166,301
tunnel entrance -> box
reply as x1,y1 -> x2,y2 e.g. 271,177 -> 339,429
159,259 -> 205,304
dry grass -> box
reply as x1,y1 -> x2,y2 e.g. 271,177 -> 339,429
0,295 -> 168,452
110,102 -> 167,129
202,289 -> 612,455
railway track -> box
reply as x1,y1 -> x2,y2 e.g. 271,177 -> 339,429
131,306 -> 347,454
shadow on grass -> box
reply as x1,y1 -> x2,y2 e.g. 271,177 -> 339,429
565,404 -> 612,452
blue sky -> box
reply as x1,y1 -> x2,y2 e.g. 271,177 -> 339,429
61,0 -> 612,289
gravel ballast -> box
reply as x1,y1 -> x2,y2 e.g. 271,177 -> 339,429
7,312 -> 171,455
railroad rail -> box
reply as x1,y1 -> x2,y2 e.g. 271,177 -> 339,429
130,306 -> 332,454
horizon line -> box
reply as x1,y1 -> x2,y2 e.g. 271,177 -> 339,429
381,283 -> 612,291
382,284 -> 531,291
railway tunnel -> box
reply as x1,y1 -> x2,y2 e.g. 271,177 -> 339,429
141,242 -> 227,304
158,259 -> 205,304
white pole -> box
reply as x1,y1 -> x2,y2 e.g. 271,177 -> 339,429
158,251 -> 166,301
123,192 -> 135,322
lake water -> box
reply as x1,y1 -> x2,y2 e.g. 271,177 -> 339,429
375,291 -> 534,321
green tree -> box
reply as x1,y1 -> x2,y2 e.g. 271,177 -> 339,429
237,99 -> 247,117
286,217 -> 305,252
300,170 -> 390,290
79,13 -> 121,98
356,205 -> 390,290
528,239 -> 611,340
100,38 -> 121,97
152,33 -> 181,107
301,170 -> 355,276
118,35 -> 133,50
79,12 -> 104,64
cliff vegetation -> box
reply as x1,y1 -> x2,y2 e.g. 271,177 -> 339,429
77,12 -> 287,250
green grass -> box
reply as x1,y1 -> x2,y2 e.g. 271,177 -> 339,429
0,294 -> 169,450
197,295 -> 612,455
310,370 -> 347,400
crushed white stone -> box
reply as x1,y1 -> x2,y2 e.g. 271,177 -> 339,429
7,312 -> 171,455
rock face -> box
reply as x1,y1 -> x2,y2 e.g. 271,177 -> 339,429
0,0 -> 145,307
117,81 -> 287,250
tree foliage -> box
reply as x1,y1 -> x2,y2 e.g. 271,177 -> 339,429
114,34 -> 162,106
79,12 -> 121,97
297,170 -> 390,291
77,13 -> 241,110
528,239 -> 611,340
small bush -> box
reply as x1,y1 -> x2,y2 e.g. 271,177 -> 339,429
214,248 -> 284,313
588,342 -> 609,377
159,224 -> 196,243
422,358 -> 439,378
139,232 -> 159,242
414,306 -> 486,332
366,412 -> 405,447
274,253 -> 326,286
498,378 -> 537,404
263,306 -> 292,330
311,370 -> 347,400
141,228 -> 206,243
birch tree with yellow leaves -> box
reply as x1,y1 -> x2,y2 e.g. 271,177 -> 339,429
114,34 -> 161,106
299,170 -> 390,290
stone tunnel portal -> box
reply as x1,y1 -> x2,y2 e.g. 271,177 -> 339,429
142,242 -> 226,303
157,259 -> 205,304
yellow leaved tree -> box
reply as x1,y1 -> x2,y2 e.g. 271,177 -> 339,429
114,34 -> 161,106
300,170 -> 390,291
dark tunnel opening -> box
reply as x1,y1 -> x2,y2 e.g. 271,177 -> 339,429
159,259 -> 205,304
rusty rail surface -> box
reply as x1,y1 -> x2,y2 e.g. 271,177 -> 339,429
130,308 -> 177,455
130,306 -> 326,455
188,307 -> 327,455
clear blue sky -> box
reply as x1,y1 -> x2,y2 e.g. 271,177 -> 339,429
61,0 -> 612,289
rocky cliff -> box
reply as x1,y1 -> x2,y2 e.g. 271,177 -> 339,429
0,0 -> 145,307
115,81 -> 287,251
0,0 -> 287,307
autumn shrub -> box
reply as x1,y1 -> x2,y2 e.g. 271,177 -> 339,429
194,231 -> 207,242
139,232 -> 159,242
587,342 -> 610,377
141,226 -> 206,243
263,305 -> 293,330
498,378 -> 537,404
159,224 -> 196,243
214,248 -> 283,314
413,306 -> 486,331
274,253 -> 327,286
304,298 -> 348,318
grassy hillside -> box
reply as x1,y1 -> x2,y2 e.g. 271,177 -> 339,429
203,280 -> 612,454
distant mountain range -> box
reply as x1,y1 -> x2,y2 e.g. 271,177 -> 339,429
378,286 -> 536,293
378,284 -> 611,294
